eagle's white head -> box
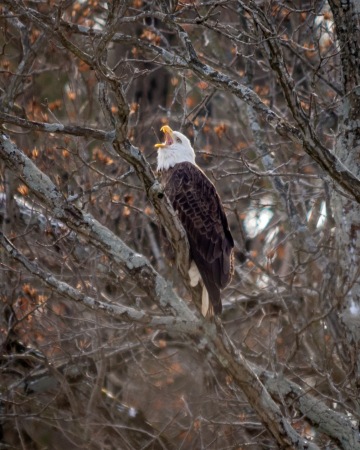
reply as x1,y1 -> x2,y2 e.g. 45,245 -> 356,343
155,125 -> 196,171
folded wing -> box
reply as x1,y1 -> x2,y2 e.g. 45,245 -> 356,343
164,162 -> 234,314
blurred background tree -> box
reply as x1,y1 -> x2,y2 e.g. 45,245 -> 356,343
1,1 -> 360,449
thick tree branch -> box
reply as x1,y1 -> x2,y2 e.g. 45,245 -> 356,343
0,132 -> 195,321
1,224 -> 356,450
0,223 -> 317,449
0,230 -> 197,330
328,0 -> 360,94
56,17 -> 360,203
2,1 -> 191,280
261,371 -> 360,450
0,132 -> 318,450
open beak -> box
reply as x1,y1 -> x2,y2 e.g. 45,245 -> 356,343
154,125 -> 174,148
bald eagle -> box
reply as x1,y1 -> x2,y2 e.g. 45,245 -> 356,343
155,125 -> 234,317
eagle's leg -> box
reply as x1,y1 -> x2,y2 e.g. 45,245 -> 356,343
188,261 -> 213,317
188,261 -> 201,287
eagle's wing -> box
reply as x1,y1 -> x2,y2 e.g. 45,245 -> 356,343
164,162 -> 234,314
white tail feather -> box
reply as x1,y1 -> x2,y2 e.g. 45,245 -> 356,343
201,285 -> 212,317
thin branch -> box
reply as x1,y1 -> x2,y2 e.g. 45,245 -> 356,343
0,226 -> 320,450
0,229 -> 197,330
0,112 -> 115,142
0,132 -> 195,321
0,133 -> 319,450
55,17 -> 360,204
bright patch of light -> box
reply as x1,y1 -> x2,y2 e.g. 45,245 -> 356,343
76,0 -> 106,29
244,205 -> 273,238
264,226 -> 278,246
307,201 -> 327,229
315,6 -> 338,52
349,300 -> 360,317
317,201 -> 327,228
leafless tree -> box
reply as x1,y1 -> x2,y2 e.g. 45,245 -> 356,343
1,1 -> 360,449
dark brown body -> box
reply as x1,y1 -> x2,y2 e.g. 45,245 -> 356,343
159,162 -> 234,314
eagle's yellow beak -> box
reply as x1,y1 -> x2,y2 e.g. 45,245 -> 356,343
155,125 -> 174,148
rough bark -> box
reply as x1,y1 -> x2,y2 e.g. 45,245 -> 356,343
328,0 -> 360,381
0,132 -> 194,321
2,1 -> 360,448
0,135 -> 318,450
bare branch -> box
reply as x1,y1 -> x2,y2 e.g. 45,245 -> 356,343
0,132 -> 320,450
55,15 -> 360,203
261,371 -> 360,450
0,112 -> 115,142
0,229 -> 196,329
0,132 -> 195,321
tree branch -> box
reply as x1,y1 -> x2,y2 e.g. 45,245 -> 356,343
2,227 -> 356,450
0,112 -> 115,142
0,229 -> 197,330
0,221 -> 317,449
2,0 -> 192,279
0,132 -> 195,321
0,131 -> 319,450
261,370 -> 360,450
56,16 -> 360,204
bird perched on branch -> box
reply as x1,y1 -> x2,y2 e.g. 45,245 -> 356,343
155,125 -> 234,317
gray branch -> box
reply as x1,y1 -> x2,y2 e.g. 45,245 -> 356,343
261,371 -> 360,450
6,0 -> 360,204
0,132 -> 195,321
2,224 -> 357,450
0,112 -> 115,142
0,131 -> 318,450
52,13 -> 360,203
0,230 -> 196,330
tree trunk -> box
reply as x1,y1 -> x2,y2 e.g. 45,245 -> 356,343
329,0 -> 360,383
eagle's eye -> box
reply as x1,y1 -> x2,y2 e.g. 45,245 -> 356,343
176,137 -> 182,143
